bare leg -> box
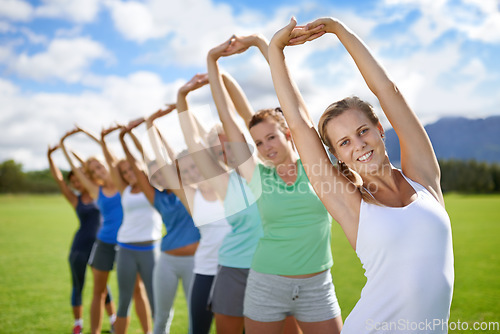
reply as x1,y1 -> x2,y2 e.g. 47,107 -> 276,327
214,313 -> 244,334
244,317 -> 285,334
90,268 -> 110,334
114,316 -> 130,334
105,296 -> 116,317
134,275 -> 152,333
72,305 -> 83,320
282,316 -> 303,334
296,315 -> 342,334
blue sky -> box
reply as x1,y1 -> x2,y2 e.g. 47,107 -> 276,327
1,0 -> 499,170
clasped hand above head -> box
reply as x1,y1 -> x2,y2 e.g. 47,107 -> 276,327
270,17 -> 336,49
179,73 -> 209,95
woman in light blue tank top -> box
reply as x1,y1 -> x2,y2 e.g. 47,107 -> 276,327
268,17 -> 454,334
175,70 -> 267,334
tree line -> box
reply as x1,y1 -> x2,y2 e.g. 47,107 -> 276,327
1,158 -> 500,194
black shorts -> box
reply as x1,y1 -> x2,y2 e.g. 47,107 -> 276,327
88,240 -> 117,271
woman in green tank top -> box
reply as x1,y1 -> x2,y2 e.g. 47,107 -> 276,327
207,34 -> 343,334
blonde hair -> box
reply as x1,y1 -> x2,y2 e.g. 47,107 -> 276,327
318,96 -> 381,205
84,156 -> 105,185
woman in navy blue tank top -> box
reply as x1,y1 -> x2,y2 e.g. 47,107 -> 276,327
47,144 -> 115,334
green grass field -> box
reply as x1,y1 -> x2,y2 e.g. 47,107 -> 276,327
0,194 -> 499,333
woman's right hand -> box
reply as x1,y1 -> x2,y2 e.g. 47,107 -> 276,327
60,127 -> 81,142
101,124 -> 122,138
270,17 -> 328,48
47,144 -> 59,156
178,73 -> 209,96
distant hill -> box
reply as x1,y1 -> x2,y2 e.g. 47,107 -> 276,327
385,116 -> 500,163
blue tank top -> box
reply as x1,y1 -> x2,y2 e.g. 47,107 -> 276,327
96,187 -> 123,244
219,171 -> 263,268
71,196 -> 102,253
153,189 -> 200,251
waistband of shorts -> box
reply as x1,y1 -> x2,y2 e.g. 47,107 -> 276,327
249,269 -> 331,285
118,241 -> 158,251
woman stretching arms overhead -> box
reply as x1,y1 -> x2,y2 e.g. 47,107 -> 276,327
268,17 -> 454,333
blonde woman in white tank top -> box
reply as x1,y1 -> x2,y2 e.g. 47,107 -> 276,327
267,17 -> 454,334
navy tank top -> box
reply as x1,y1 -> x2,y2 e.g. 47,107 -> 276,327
71,196 -> 102,253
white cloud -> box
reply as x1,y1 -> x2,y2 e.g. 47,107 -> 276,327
106,0 -> 159,42
0,20 -> 15,32
0,0 -> 33,21
35,0 -> 102,23
8,37 -> 111,83
464,11 -> 500,43
105,0 -> 263,66
19,27 -> 48,44
0,72 -> 183,170
383,0 -> 500,44
55,25 -> 83,38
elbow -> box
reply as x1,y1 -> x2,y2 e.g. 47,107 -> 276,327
371,79 -> 401,98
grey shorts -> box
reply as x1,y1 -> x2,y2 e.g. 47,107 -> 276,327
209,266 -> 249,317
88,240 -> 117,271
243,269 -> 341,323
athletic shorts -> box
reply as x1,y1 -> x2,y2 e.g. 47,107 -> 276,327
88,240 -> 117,271
243,269 -> 341,323
209,266 -> 249,317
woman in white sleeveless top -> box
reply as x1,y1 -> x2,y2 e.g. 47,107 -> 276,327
267,17 -> 454,333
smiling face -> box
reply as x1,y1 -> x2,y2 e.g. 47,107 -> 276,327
118,160 -> 137,186
178,155 -> 201,185
326,108 -> 386,176
147,161 -> 167,190
249,119 -> 292,166
209,133 -> 237,168
86,158 -> 109,184
68,173 -> 85,192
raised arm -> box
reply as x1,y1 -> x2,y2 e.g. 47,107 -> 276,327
71,150 -> 86,166
60,128 -> 100,199
218,34 -> 269,126
76,126 -> 101,144
145,111 -> 192,213
303,17 -> 442,203
100,125 -> 127,192
119,124 -> 156,204
220,72 -> 254,127
47,145 -> 78,208
269,18 -> 361,248
176,73 -> 229,198
145,105 -> 178,160
207,36 -> 271,182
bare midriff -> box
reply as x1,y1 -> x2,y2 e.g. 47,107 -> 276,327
165,241 -> 199,256
280,269 -> 327,279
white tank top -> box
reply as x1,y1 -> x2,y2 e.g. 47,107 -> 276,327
191,190 -> 231,275
342,173 -> 454,334
117,186 -> 163,243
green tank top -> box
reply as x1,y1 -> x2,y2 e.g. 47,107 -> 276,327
249,159 -> 333,275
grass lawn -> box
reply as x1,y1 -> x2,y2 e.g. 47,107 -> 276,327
0,194 -> 499,333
